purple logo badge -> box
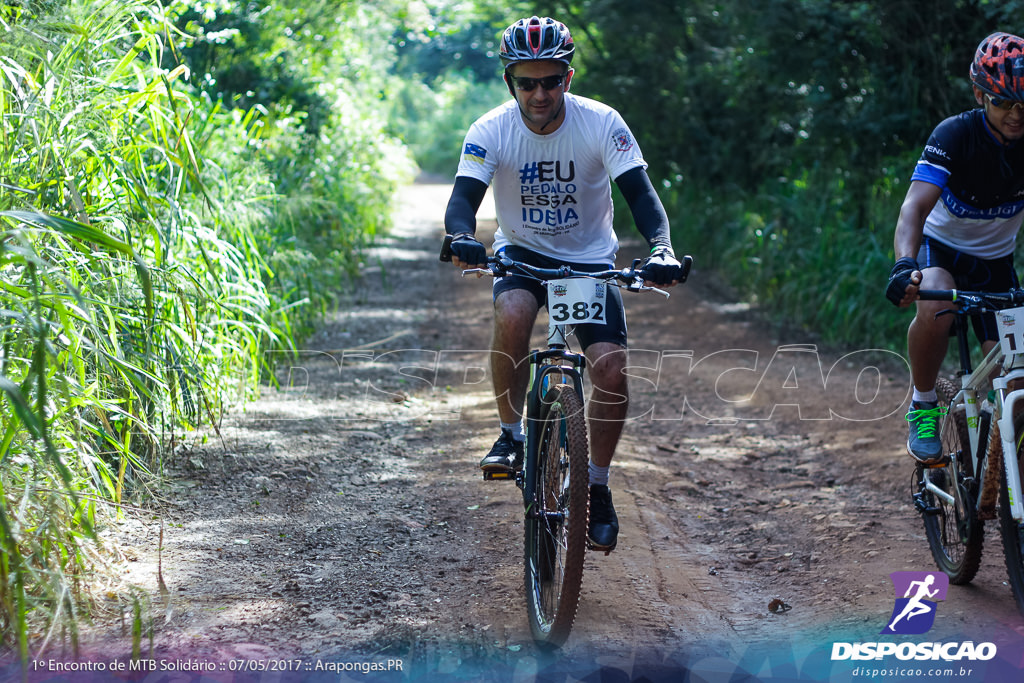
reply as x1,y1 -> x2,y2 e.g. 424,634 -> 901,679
881,571 -> 948,635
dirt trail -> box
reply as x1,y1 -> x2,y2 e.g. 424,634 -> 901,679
60,182 -> 1024,679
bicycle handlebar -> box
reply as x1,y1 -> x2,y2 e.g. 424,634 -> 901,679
438,234 -> 693,292
917,288 -> 1024,314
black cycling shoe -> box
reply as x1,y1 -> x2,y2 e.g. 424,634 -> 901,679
588,484 -> 618,553
479,429 -> 524,473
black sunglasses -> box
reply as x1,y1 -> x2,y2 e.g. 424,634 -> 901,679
986,93 -> 1024,112
512,74 -> 566,92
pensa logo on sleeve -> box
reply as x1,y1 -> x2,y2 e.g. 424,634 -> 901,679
611,128 -> 634,152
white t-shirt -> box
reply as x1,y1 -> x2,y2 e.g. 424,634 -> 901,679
456,93 -> 648,264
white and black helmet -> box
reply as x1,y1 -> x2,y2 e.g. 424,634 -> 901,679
499,16 -> 574,69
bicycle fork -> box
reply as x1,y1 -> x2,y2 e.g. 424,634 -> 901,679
514,355 -> 585,494
993,377 -> 1024,523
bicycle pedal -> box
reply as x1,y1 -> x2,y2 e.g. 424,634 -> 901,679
923,458 -> 950,468
586,540 -> 616,555
483,470 -> 516,481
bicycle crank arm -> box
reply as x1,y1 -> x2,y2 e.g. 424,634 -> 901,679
918,468 -> 956,506
923,480 -> 955,506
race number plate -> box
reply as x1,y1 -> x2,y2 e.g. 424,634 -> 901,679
997,306 -> 1024,356
547,278 -> 607,324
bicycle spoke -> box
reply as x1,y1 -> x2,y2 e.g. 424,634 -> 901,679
524,384 -> 588,647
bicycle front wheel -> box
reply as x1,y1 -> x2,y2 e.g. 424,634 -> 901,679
1000,414 -> 1024,616
919,378 -> 984,584
524,383 -> 589,647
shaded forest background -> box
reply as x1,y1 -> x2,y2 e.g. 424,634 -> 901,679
0,0 -> 1020,660
522,0 -> 1020,346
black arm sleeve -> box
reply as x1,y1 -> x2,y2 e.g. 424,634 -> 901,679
444,176 -> 490,236
614,166 -> 672,252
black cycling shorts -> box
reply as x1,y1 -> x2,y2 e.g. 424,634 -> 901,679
917,235 -> 1020,342
492,245 -> 628,350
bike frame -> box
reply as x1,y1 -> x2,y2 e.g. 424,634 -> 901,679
521,282 -> 587,506
937,316 -> 1024,522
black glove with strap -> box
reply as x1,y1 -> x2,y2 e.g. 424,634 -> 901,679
448,233 -> 487,267
885,257 -> 920,306
640,246 -> 683,285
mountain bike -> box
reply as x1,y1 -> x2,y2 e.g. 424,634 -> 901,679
440,235 -> 690,646
912,288 -> 1024,615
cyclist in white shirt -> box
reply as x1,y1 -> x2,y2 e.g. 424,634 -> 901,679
443,16 -> 685,553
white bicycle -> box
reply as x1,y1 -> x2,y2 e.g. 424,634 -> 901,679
913,288 -> 1024,615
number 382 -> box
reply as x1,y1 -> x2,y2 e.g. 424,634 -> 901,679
550,301 -> 604,323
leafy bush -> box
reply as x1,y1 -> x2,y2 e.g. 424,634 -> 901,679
388,72 -> 508,176
0,0 -> 414,655
388,4 -> 511,175
661,163 -> 909,349
547,0 -> 1021,349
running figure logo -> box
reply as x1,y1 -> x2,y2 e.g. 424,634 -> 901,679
881,571 -> 949,635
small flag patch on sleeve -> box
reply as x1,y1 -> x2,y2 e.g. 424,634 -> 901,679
463,143 -> 487,164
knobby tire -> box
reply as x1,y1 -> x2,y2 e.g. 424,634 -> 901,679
524,383 -> 589,647
920,377 -> 984,584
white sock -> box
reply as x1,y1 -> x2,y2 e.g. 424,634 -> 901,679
589,462 -> 610,487
500,421 -> 525,442
912,388 -> 938,404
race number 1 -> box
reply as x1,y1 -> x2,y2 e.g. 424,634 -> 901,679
997,306 -> 1024,356
547,278 -> 607,324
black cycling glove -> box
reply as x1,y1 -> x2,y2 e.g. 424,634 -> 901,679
885,257 -> 920,306
641,246 -> 683,285
448,233 -> 487,267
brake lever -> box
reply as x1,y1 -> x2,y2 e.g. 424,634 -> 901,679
638,284 -> 671,298
461,268 -> 493,277
462,256 -> 511,278
617,275 -> 671,297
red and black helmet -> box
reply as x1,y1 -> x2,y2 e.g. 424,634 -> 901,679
970,32 -> 1024,101
499,16 -> 574,69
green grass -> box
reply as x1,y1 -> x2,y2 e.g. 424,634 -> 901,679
0,0 -> 412,659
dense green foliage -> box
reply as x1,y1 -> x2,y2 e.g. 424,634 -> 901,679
0,0 -> 412,654
394,0 -> 1024,347
388,2 -> 510,175
5,0 -> 1024,661
531,0 -> 1024,347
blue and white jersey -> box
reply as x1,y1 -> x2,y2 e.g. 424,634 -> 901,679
455,93 -> 647,264
913,108 -> 1024,259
